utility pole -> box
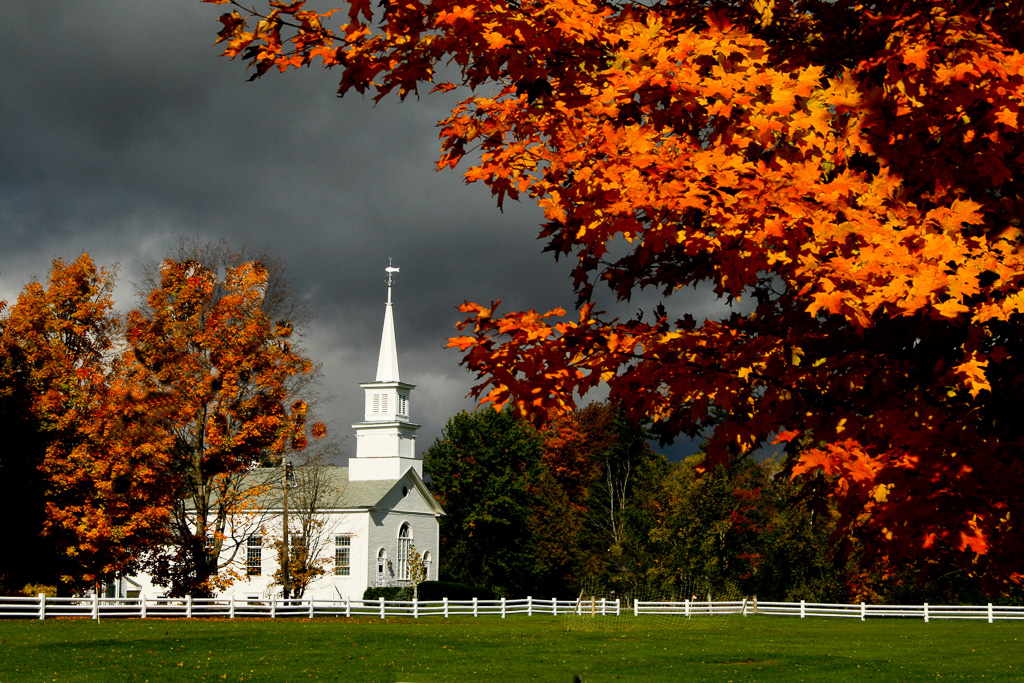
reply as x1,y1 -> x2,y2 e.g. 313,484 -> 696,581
282,458 -> 291,601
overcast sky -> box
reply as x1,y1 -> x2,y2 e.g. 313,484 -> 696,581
1,1 -> 711,460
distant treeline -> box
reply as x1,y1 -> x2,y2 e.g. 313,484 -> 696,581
425,404 -> 1020,605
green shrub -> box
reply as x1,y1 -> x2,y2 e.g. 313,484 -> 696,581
362,586 -> 412,601
417,581 -> 496,601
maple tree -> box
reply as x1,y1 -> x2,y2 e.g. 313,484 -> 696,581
129,258 -> 323,596
0,255 -> 175,592
204,0 -> 1024,588
0,327 -> 50,592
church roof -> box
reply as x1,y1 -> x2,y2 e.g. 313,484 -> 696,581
204,465 -> 443,516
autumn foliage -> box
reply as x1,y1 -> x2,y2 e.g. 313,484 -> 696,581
205,1 -> 1024,587
0,256 -> 176,590
129,259 -> 322,596
0,253 -> 323,594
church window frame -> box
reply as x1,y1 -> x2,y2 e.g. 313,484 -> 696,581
246,535 -> 262,576
290,535 -> 305,563
334,535 -> 352,576
377,548 -> 388,584
397,523 -> 412,581
372,392 -> 391,414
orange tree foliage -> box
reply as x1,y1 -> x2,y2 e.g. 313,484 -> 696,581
205,1 -> 1024,588
128,260 -> 322,596
0,256 -> 175,591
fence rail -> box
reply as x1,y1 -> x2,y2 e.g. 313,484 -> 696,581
2,594 -> 1023,622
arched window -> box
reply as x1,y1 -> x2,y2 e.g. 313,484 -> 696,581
422,551 -> 432,581
397,523 -> 412,581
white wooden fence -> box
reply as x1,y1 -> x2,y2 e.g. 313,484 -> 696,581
634,598 -> 1024,623
2,594 -> 1023,622
0,594 -> 618,620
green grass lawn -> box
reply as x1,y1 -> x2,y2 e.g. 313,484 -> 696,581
1,614 -> 1022,682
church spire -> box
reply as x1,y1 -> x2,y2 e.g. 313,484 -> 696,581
375,260 -> 401,382
351,259 -> 421,482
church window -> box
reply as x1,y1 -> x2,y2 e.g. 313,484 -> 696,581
203,535 -> 215,561
397,524 -> 412,581
422,551 -> 432,580
290,535 -> 305,563
381,394 -> 389,412
377,548 -> 388,583
372,394 -> 381,412
246,535 -> 262,576
334,535 -> 351,576
398,395 -> 407,416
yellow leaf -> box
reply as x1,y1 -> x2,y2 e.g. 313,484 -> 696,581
871,483 -> 891,502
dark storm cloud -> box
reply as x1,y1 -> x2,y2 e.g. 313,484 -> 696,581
0,0 -> 574,454
0,0 -> 718,457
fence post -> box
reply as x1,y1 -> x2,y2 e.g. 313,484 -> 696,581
380,597 -> 385,620
988,602 -> 994,624
685,599 -> 690,618
742,598 -> 748,617
444,597 -> 449,619
229,595 -> 235,620
753,595 -> 758,615
601,598 -> 606,616
413,597 -> 419,619
923,602 -> 929,623
615,598 -> 620,616
634,598 -> 639,617
186,594 -> 193,619
345,597 -> 351,619
271,597 -> 276,619
860,601 -> 865,622
527,596 -> 532,617
38,593 -> 46,621
800,600 -> 805,619
309,597 -> 315,619
473,596 -> 478,618
92,592 -> 99,620
501,597 -> 506,619
552,598 -> 557,616
141,594 -> 147,620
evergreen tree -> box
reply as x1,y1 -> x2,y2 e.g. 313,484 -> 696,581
424,408 -> 545,594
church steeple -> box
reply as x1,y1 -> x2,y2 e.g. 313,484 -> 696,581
349,260 -> 422,482
375,262 -> 401,382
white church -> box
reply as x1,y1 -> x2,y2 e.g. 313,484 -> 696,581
124,264 -> 444,601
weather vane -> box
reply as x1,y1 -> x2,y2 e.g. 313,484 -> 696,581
385,258 -> 400,304
385,257 -> 400,286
